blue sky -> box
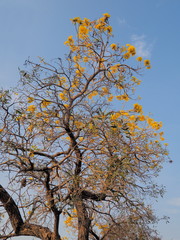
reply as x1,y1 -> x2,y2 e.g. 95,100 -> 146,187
0,0 -> 180,239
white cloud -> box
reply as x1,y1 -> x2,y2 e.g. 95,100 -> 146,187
168,197 -> 180,207
131,34 -> 153,58
117,17 -> 127,27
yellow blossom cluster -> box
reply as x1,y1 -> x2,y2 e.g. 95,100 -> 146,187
64,209 -> 77,228
123,52 -> 131,59
110,112 -> 121,120
64,36 -> 74,46
59,92 -> 68,101
109,64 -> 121,74
101,87 -> 109,96
72,78 -> 80,88
41,100 -> 52,108
144,59 -> 151,69
110,43 -> 117,50
88,90 -> 98,99
70,14 -> 112,42
127,44 -> 136,56
123,44 -> 136,59
116,94 -> 129,101
95,223 -> 109,230
74,120 -> 85,128
75,65 -> 85,77
131,76 -> 141,85
78,25 -> 89,39
58,76 -> 67,86
107,94 -> 114,102
133,103 -> 143,113
26,105 -> 36,113
136,57 -> 143,62
27,97 -> 34,103
147,117 -> 162,130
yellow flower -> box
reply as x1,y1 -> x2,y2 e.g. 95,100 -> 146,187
27,105 -> 36,112
144,59 -> 151,66
110,112 -> 121,120
123,52 -> 131,59
133,103 -> 143,113
64,36 -> 74,45
116,94 -> 129,101
120,110 -> 129,116
64,216 -> 73,226
79,137 -> 84,141
95,23 -> 105,30
27,97 -> 34,103
79,25 -> 89,36
88,122 -> 94,130
107,94 -> 114,102
29,151 -> 34,157
110,43 -> 117,50
120,46 -> 127,52
74,121 -> 85,128
64,104 -> 69,108
138,115 -> 145,121
72,78 -> 80,88
41,100 -> 52,108
73,55 -> 81,62
58,76 -> 67,85
36,112 -> 43,118
83,18 -> 90,26
88,91 -> 98,99
27,124 -> 34,132
147,117 -> 153,125
101,87 -> 109,95
128,45 -> 136,56
136,57 -> 143,62
59,92 -> 68,101
129,115 -> 136,121
0,128 -> 3,132
71,17 -> 82,24
103,13 -> 111,18
106,26 -> 112,34
131,76 -> 141,85
83,56 -> 89,62
55,120 -> 60,125
76,69 -> 82,77
110,65 -> 119,74
151,122 -> 162,130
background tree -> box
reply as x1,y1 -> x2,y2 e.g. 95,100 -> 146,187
0,14 -> 168,240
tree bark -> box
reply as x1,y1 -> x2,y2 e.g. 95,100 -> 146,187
0,184 -> 23,233
75,197 -> 91,240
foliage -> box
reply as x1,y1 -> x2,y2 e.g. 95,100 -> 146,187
0,14 -> 168,240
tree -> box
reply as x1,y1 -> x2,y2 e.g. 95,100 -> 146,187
0,14 -> 168,240
101,212 -> 162,240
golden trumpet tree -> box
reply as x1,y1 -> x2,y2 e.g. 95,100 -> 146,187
0,14 -> 168,240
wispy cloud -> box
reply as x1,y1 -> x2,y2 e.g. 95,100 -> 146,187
168,197 -> 180,207
131,34 -> 153,58
117,17 -> 128,27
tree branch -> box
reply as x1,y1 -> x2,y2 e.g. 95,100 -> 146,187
0,184 -> 23,233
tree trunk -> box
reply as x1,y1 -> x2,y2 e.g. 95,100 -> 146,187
75,197 -> 91,240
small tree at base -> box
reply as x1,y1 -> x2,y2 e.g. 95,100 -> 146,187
0,13 -> 168,240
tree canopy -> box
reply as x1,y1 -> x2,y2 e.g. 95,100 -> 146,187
0,14 -> 168,240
